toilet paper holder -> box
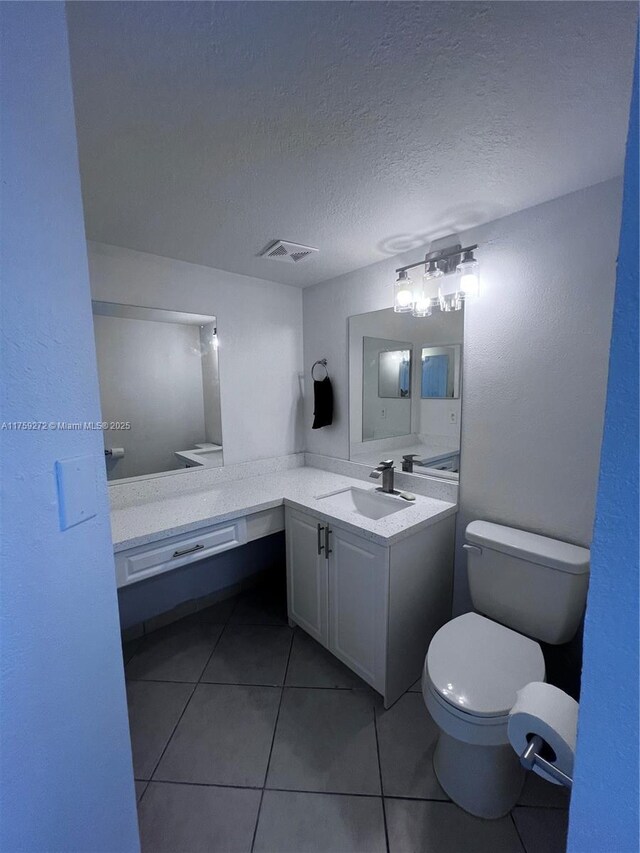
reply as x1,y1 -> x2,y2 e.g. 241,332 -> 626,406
519,735 -> 573,789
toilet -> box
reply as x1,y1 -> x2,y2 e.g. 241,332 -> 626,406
422,520 -> 590,819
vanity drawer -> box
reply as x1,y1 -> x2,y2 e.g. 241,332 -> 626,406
115,517 -> 247,587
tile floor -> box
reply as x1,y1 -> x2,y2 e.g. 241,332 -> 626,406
123,574 -> 570,853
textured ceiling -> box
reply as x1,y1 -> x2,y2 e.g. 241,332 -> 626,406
67,1 -> 637,287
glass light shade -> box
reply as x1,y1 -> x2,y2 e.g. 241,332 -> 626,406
393,270 -> 414,313
410,274 -> 429,317
438,275 -> 462,312
456,251 -> 479,300
422,261 -> 444,309
412,294 -> 432,318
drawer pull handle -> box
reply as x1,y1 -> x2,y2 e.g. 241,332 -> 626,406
324,526 -> 332,557
317,523 -> 325,555
172,543 -> 204,559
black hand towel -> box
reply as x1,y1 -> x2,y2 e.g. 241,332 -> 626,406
312,376 -> 333,429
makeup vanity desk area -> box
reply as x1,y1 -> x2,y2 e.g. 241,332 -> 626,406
110,461 -> 458,706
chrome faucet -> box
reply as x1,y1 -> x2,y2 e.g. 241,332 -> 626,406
402,454 -> 419,473
369,460 -> 397,494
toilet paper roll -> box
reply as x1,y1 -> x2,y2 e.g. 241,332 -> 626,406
507,682 -> 578,785
108,447 -> 125,459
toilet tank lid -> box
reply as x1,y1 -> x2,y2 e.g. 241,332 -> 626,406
465,521 -> 590,575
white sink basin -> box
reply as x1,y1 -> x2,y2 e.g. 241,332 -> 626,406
315,487 -> 410,520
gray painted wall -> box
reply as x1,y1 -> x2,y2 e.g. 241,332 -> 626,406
303,179 -> 622,612
94,314 -> 207,479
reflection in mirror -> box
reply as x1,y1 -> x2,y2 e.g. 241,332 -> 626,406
362,338 -> 413,441
92,301 -> 223,482
349,307 -> 463,480
421,345 -> 461,399
378,349 -> 411,398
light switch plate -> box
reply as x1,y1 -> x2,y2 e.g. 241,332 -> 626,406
55,455 -> 98,531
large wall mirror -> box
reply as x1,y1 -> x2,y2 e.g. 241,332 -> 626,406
349,307 -> 463,479
92,301 -> 223,482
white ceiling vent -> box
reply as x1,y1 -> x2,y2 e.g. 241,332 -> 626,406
260,240 -> 319,264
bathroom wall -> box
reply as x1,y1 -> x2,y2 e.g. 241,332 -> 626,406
88,241 -> 304,467
304,178 -> 622,611
93,314 -> 207,479
200,322 -> 223,445
418,397 -> 461,445
0,4 -> 139,850
568,53 -> 638,853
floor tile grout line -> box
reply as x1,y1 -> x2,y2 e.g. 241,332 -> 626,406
127,677 -> 373,692
194,593 -> 241,684
146,681 -> 198,783
142,597 -> 242,783
123,609 -> 235,674
509,809 -> 529,853
197,616 -> 294,686
195,619 -> 233,686
134,777 -> 433,798
129,601 -> 240,808
135,776 -> 564,812
373,709 -> 390,853
135,776 -> 459,803
250,627 -> 295,853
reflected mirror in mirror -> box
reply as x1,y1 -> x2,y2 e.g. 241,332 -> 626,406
92,301 -> 223,482
362,337 -> 413,441
421,345 -> 461,399
349,307 -> 463,480
378,349 -> 411,398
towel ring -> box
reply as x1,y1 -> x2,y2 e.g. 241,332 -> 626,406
311,358 -> 329,380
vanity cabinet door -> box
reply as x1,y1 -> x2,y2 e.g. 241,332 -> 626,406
328,526 -> 389,693
285,508 -> 329,647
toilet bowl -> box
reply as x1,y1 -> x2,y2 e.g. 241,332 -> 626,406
422,612 -> 545,818
422,521 -> 590,819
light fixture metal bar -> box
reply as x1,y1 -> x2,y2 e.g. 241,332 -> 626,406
395,243 -> 478,275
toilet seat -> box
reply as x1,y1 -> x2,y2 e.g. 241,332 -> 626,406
424,612 -> 545,739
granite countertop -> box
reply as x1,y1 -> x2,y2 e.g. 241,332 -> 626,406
174,444 -> 224,468
111,466 -> 457,552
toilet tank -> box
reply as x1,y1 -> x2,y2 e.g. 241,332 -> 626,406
465,521 -> 590,644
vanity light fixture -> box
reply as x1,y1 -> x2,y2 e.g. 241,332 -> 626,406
394,244 -> 480,315
393,269 -> 415,313
456,249 -> 479,299
413,260 -> 443,317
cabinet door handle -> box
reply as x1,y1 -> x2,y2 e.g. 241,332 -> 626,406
324,526 -> 332,557
172,543 -> 204,559
317,523 -> 325,555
